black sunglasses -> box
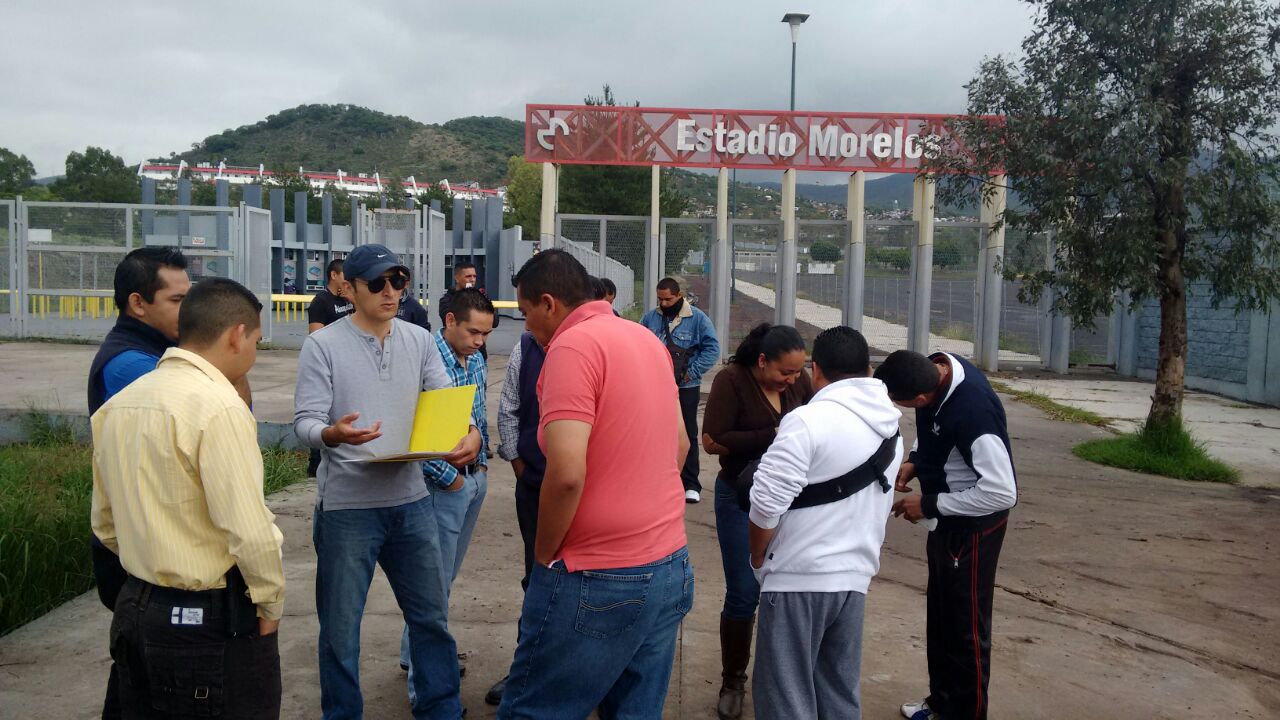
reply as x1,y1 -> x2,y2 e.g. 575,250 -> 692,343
365,273 -> 408,293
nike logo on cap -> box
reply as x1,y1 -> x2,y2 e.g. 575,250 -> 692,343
376,254 -> 386,258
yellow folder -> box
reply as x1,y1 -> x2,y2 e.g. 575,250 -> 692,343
362,385 -> 477,463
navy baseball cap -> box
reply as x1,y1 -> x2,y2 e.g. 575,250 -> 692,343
343,244 -> 410,282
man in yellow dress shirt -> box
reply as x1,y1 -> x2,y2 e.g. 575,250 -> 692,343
92,277 -> 286,719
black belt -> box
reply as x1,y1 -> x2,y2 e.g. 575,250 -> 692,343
127,567 -> 256,637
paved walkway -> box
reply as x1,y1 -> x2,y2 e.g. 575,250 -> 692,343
997,373 -> 1279,488
1,341 -> 1278,718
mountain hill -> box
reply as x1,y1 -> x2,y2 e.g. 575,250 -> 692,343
163,104 -> 524,186
759,175 -> 921,212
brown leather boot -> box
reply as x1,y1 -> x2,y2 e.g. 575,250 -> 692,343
716,614 -> 755,720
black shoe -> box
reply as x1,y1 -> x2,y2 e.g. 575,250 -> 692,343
485,675 -> 508,706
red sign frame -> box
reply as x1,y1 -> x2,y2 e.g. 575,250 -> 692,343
525,104 -> 981,174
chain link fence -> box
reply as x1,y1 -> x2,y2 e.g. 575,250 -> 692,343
999,229 -> 1050,365
862,220 -> 915,354
661,219 -> 713,319
929,223 -> 983,357
557,215 -> 645,315
794,220 -> 848,337
553,211 -> 1063,368
728,219 -> 782,352
1071,314 -> 1114,366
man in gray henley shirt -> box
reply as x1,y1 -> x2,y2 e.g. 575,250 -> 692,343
294,244 -> 481,720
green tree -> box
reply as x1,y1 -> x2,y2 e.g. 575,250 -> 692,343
559,85 -> 686,218
505,155 -> 542,240
809,240 -> 842,263
415,182 -> 452,211
0,148 -> 36,196
381,176 -> 406,209
322,184 -> 354,226
51,147 -> 140,203
928,0 -> 1280,430
558,85 -> 689,272
264,168 -> 321,223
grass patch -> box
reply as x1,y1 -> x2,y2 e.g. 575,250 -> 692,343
1073,420 -> 1239,484
936,323 -> 975,344
0,423 -> 309,636
262,446 -> 310,495
990,380 -> 1112,428
0,439 -> 94,636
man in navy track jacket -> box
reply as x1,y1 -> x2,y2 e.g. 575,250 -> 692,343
875,350 -> 1017,720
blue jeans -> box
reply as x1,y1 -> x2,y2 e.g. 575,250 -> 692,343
313,497 -> 461,720
715,474 -> 761,620
401,470 -> 488,690
498,546 -> 695,720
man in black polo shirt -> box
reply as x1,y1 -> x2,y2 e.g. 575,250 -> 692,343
875,350 -> 1017,720
307,259 -> 353,332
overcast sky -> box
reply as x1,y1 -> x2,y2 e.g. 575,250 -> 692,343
3,0 -> 1035,178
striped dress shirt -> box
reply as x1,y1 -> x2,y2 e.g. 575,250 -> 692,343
422,329 -> 489,488
91,348 -> 286,620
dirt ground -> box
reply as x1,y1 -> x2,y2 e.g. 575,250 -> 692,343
0,359 -> 1277,719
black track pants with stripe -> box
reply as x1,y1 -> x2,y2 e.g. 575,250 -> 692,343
925,517 -> 1007,720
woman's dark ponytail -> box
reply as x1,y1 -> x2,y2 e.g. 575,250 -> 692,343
730,323 -> 805,366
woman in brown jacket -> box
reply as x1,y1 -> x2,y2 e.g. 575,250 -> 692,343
701,323 -> 813,719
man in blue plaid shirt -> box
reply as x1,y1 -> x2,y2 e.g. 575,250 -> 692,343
401,288 -> 496,690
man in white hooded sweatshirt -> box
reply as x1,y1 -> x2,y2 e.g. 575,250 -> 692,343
748,326 -> 903,720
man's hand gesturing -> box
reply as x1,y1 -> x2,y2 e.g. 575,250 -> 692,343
321,412 -> 383,447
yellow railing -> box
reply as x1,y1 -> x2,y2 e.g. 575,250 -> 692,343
0,289 -> 517,323
0,289 -> 119,320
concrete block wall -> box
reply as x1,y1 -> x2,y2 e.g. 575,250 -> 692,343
1120,280 -> 1277,405
1135,282 -> 1252,386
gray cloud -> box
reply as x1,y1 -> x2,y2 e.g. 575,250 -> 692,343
2,0 -> 1033,177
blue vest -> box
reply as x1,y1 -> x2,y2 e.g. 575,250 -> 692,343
88,315 -> 174,414
516,332 -> 547,487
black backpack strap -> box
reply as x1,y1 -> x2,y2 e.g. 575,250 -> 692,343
788,432 -> 900,511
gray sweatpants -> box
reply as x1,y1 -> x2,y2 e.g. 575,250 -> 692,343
753,590 -> 866,720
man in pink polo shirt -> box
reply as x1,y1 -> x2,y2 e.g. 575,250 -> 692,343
497,249 -> 695,719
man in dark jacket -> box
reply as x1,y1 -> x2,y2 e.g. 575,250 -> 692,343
485,329 -> 548,706
875,350 -> 1017,720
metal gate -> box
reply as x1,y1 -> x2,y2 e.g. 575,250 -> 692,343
2,200 -> 16,336
368,209 -> 427,301
241,206 -> 274,342
2,199 -> 273,343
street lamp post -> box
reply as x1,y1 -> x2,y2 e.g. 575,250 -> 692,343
776,12 -> 808,326
782,13 -> 809,111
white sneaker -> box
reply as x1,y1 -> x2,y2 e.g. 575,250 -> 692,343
684,489 -> 701,503
901,699 -> 935,719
